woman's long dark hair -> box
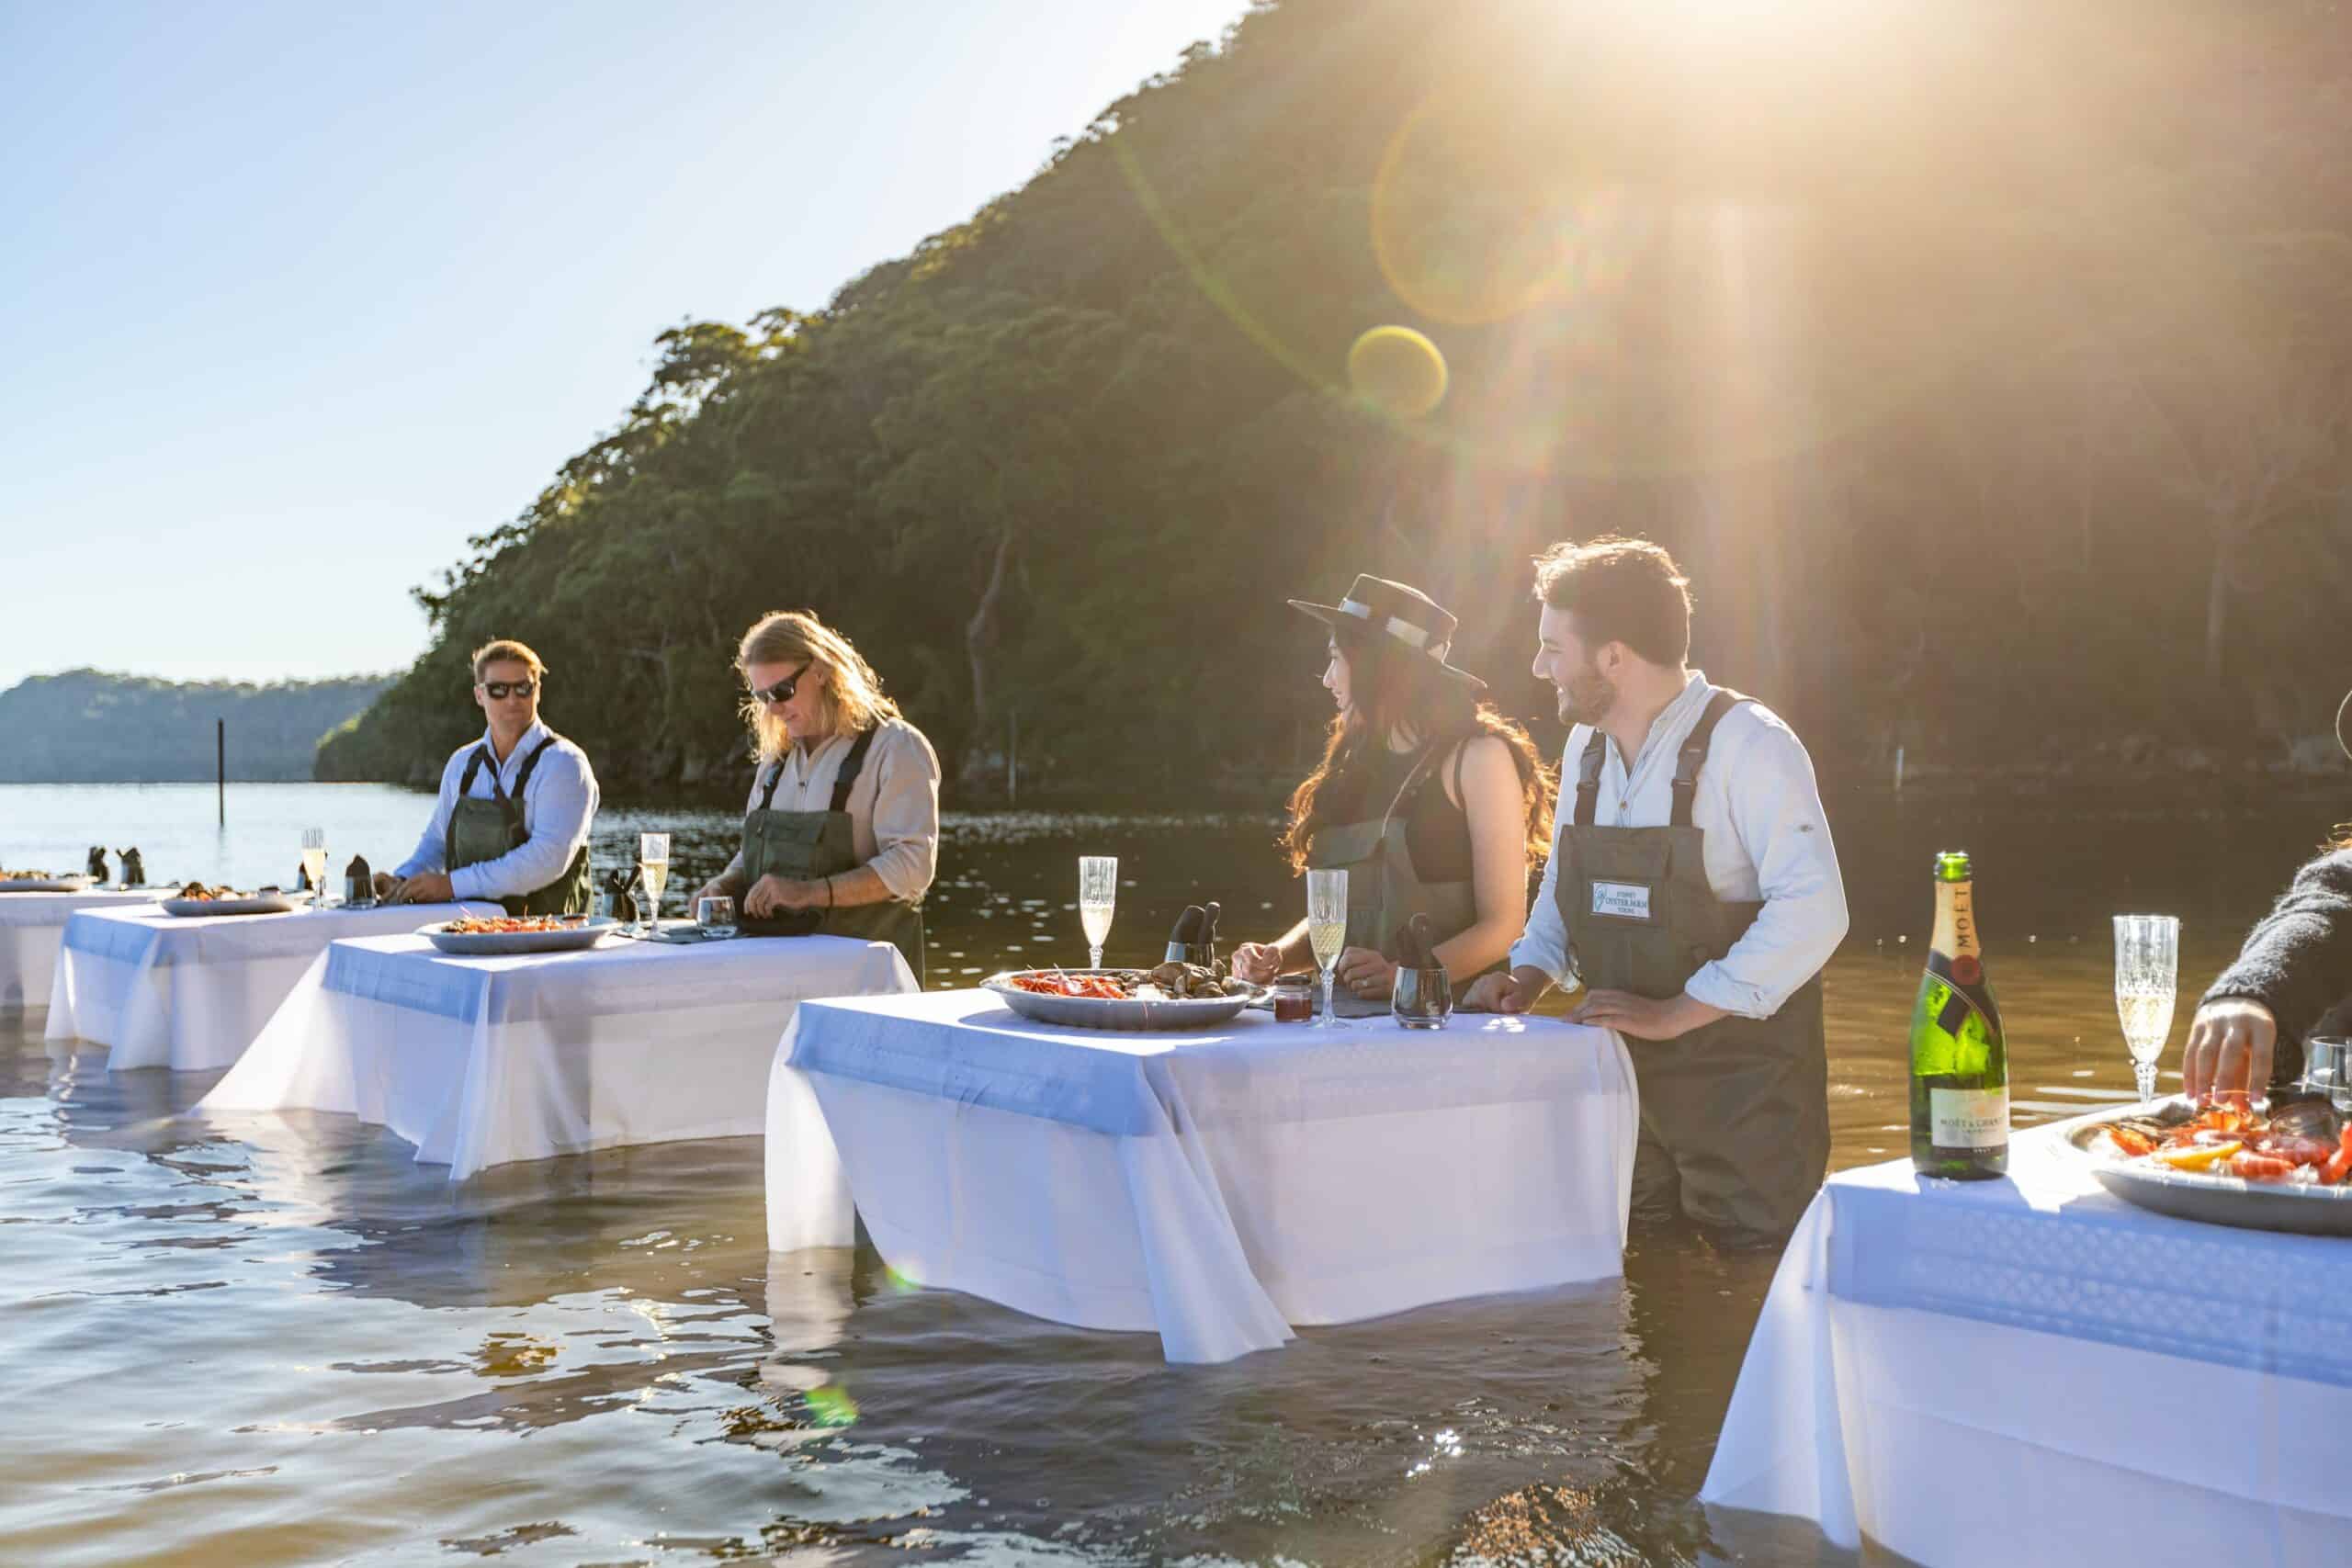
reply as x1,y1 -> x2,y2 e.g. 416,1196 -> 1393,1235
1279,620 -> 1555,876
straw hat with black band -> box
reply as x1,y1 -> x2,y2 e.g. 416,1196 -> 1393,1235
1286,574 -> 1487,691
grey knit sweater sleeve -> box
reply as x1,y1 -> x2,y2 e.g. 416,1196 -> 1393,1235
2202,847 -> 2352,1084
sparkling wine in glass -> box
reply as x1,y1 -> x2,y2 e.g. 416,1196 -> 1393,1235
639,832 -> 671,935
1306,868 -> 1349,1029
300,828 -> 329,911
2113,913 -> 2179,1105
1078,855 -> 1117,969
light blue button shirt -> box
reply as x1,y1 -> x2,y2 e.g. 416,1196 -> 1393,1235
1508,671 -> 1849,1019
393,718 -> 599,903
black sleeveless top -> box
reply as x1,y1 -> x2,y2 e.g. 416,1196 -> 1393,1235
1313,742 -> 1476,882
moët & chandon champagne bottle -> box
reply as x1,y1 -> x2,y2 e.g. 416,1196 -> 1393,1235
1909,851 -> 2008,1179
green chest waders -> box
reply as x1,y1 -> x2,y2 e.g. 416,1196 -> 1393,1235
1306,742 -> 1483,1018
740,727 -> 926,984
1558,690 -> 1828,1241
445,735 -> 592,919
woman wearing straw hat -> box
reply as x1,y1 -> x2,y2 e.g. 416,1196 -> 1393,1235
2186,690 -> 2352,1103
1227,575 -> 1555,1012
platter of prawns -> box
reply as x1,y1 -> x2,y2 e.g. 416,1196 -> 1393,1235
421,913 -> 618,955
983,963 -> 1262,1031
2071,1097 -> 2352,1235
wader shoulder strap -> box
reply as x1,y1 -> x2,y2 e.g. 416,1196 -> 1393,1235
1669,690 -> 1749,829
509,735 -> 560,799
447,747 -> 497,870
1374,743 -> 1440,841
456,745 -> 493,801
755,759 -> 786,812
1573,732 -> 1608,826
828,727 -> 880,814
498,735 -> 562,834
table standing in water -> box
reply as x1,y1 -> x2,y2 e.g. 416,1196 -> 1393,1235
46,898 -> 495,1070
201,928 -> 914,1180
0,886 -> 165,1011
767,990 -> 1636,1362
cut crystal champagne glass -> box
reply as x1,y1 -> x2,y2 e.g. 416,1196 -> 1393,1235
638,832 -> 671,936
2113,913 -> 2179,1105
301,828 -> 329,911
1078,855 -> 1117,969
1306,868 -> 1349,1030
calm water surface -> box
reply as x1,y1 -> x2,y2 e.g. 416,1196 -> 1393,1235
1,782 -> 2335,1563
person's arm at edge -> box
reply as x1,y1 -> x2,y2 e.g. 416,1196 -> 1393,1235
2189,848 -> 2352,1097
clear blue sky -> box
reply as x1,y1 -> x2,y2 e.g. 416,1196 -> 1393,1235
0,0 -> 1250,694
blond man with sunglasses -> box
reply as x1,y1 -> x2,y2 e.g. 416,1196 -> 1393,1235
379,639 -> 600,915
686,611 -> 938,981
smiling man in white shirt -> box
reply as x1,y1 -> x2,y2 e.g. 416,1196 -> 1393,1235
1462,537 -> 1848,1243
381,638 -> 600,916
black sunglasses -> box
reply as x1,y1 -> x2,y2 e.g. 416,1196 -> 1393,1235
750,661 -> 814,707
480,680 -> 536,700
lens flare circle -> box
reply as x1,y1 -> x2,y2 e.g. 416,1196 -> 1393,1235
1374,92 -> 1589,326
1347,325 -> 1450,419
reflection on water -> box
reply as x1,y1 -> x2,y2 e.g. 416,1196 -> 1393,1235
4,791 -> 2341,1563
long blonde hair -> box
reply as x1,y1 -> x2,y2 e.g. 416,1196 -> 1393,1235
735,611 -> 900,762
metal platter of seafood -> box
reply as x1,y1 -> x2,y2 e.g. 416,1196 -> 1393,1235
421,914 -> 616,955
2070,1097 -> 2352,1235
982,964 -> 1263,1032
0,872 -> 93,893
161,885 -> 312,917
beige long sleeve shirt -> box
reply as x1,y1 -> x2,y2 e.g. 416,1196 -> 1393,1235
720,717 -> 941,901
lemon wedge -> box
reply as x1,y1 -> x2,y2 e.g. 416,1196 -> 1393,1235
2152,1140 -> 2242,1171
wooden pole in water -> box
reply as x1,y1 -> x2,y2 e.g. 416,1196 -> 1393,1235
1008,709 -> 1019,807
217,718 -> 225,824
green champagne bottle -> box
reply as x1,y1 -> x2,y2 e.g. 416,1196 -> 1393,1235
1908,851 -> 2008,1179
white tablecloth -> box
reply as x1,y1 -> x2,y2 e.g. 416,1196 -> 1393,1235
45,901 -> 495,1070
200,931 -> 916,1180
1701,1116 -> 2352,1563
0,889 -> 164,1010
767,990 -> 1638,1363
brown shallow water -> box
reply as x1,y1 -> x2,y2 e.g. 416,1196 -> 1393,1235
0,787 -> 2333,1564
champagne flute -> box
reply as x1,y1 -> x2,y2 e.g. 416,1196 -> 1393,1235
300,828 -> 329,912
1306,868 -> 1349,1029
2113,913 -> 2179,1105
639,832 -> 671,936
1079,855 -> 1117,969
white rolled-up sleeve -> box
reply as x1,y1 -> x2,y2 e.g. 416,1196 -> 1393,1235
1683,719 -> 1849,1019
447,745 -> 599,903
1507,736 -> 1578,987
863,725 -> 940,902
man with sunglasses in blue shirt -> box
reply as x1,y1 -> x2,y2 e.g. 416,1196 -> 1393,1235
379,638 -> 600,915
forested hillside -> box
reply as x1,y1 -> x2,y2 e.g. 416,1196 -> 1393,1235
320,0 -> 2352,795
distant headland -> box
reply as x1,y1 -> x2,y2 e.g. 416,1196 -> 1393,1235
0,669 -> 391,784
